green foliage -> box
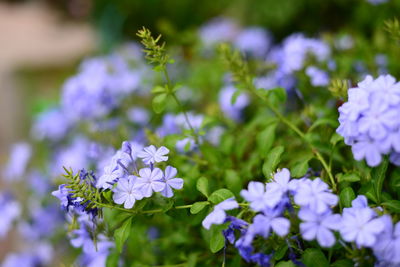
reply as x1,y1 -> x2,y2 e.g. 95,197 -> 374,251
301,248 -> 329,267
208,189 -> 234,204
114,217 -> 132,253
262,146 -> 285,179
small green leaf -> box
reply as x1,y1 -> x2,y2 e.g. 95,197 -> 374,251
268,87 -> 287,103
106,251 -> 119,267
330,133 -> 343,145
291,160 -> 309,178
190,201 -> 209,214
210,225 -> 225,253
337,172 -> 361,183
372,159 -> 389,203
114,218 -> 132,253
196,177 -> 209,197
382,200 -> 400,213
256,123 -> 277,156
301,248 -> 329,267
308,117 -> 338,132
151,85 -> 166,94
274,244 -> 288,260
275,261 -> 296,267
330,259 -> 354,267
262,146 -> 284,179
208,189 -> 234,204
102,190 -> 113,203
340,187 -> 355,207
224,169 -> 242,194
152,93 -> 168,113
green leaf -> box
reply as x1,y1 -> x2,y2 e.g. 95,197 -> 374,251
330,259 -> 354,267
256,123 -> 277,156
359,182 -> 378,203
337,172 -> 361,183
196,177 -> 209,197
330,133 -> 343,146
151,85 -> 166,94
372,159 -> 388,203
190,201 -> 209,214
291,160 -> 309,178
224,169 -> 242,194
262,146 -> 284,179
382,200 -> 400,213
210,225 -> 225,253
275,261 -> 296,267
301,248 -> 329,267
106,251 -> 119,267
340,187 -> 355,207
268,87 -> 287,104
152,93 -> 168,113
231,89 -> 243,105
308,117 -> 338,132
102,190 -> 113,203
274,244 -> 288,260
114,218 -> 132,253
208,189 -> 234,204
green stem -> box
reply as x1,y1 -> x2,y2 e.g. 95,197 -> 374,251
251,88 -> 337,191
163,68 -> 201,145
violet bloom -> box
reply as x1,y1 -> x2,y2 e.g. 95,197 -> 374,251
0,194 -> 21,238
351,137 -> 383,167
135,168 -> 165,197
3,142 -> 32,181
219,85 -> 249,121
340,203 -> 385,247
265,168 -> 298,205
51,184 -> 70,209
241,182 -> 269,212
373,215 -> 400,265
202,198 -> 239,230
293,178 -> 338,214
298,208 -> 341,247
306,66 -> 329,87
137,145 -> 169,165
32,108 -> 70,142
97,165 -> 122,189
234,27 -> 271,58
113,176 -> 143,209
248,209 -> 290,239
160,166 -> 183,198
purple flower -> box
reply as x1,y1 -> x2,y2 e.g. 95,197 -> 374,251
32,108 -> 70,142
306,66 -> 329,87
265,168 -> 298,201
135,168 -> 165,197
199,17 -> 239,47
234,27 -> 271,58
293,178 -> 338,214
137,145 -> 169,165
219,85 -> 249,121
3,142 -> 32,181
97,165 -> 122,189
160,166 -> 184,198
113,176 -> 143,209
337,75 -> 400,167
248,210 -> 290,239
51,184 -> 70,209
298,208 -> 341,247
340,204 -> 385,247
202,198 -> 239,229
241,182 -> 269,212
0,194 -> 21,238
373,215 -> 400,265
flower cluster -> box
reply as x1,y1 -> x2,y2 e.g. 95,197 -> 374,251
337,74 -> 400,166
202,168 -> 399,266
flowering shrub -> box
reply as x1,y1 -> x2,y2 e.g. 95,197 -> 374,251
2,5 -> 400,266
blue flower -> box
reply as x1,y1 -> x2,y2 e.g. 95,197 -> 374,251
32,108 -> 71,142
306,66 -> 329,87
298,208 -> 341,247
135,168 -> 166,197
160,166 -> 184,198
248,209 -> 290,239
234,27 -> 271,58
241,181 -> 269,212
337,75 -> 400,166
219,85 -> 249,121
3,142 -> 32,181
202,198 -> 239,229
293,178 -> 338,214
0,193 -> 21,238
137,145 -> 169,165
51,185 -> 70,210
113,176 -> 143,209
372,215 -> 400,265
340,197 -> 385,247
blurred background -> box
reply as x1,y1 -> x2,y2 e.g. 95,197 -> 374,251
0,0 -> 400,260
